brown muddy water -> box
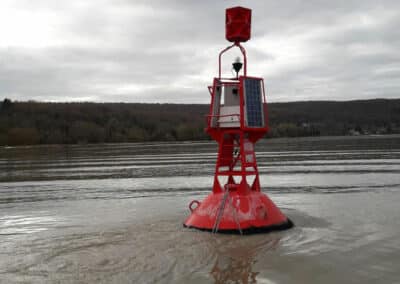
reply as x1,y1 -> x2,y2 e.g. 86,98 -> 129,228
0,135 -> 400,283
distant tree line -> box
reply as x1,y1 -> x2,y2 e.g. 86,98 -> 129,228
0,98 -> 399,146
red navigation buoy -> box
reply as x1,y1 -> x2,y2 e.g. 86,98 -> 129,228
184,6 -> 293,234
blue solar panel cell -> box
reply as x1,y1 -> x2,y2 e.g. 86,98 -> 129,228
244,78 -> 264,127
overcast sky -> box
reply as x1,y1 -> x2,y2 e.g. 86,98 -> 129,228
1,0 -> 399,103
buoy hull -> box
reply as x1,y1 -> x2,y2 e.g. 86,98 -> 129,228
184,191 -> 293,234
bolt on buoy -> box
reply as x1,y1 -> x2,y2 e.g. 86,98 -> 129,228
183,6 -> 294,234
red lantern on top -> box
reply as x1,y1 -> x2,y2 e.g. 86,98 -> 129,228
225,6 -> 251,43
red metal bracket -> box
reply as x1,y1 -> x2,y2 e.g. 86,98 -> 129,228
218,42 -> 247,79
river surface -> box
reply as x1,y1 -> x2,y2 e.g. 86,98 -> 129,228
0,135 -> 400,283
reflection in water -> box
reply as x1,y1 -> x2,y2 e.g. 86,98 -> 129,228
211,255 -> 258,284
0,214 -> 59,234
210,236 -> 281,284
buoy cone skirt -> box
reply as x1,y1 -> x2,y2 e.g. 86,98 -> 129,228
184,190 -> 293,234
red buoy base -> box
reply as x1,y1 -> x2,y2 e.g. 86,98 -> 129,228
184,190 -> 293,234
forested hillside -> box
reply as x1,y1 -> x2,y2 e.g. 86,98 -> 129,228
0,98 -> 399,145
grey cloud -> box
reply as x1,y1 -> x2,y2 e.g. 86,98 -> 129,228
0,0 -> 399,103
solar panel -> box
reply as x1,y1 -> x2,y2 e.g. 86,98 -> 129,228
243,78 -> 264,127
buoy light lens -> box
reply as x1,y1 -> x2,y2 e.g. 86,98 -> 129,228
233,58 -> 243,78
233,62 -> 243,73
